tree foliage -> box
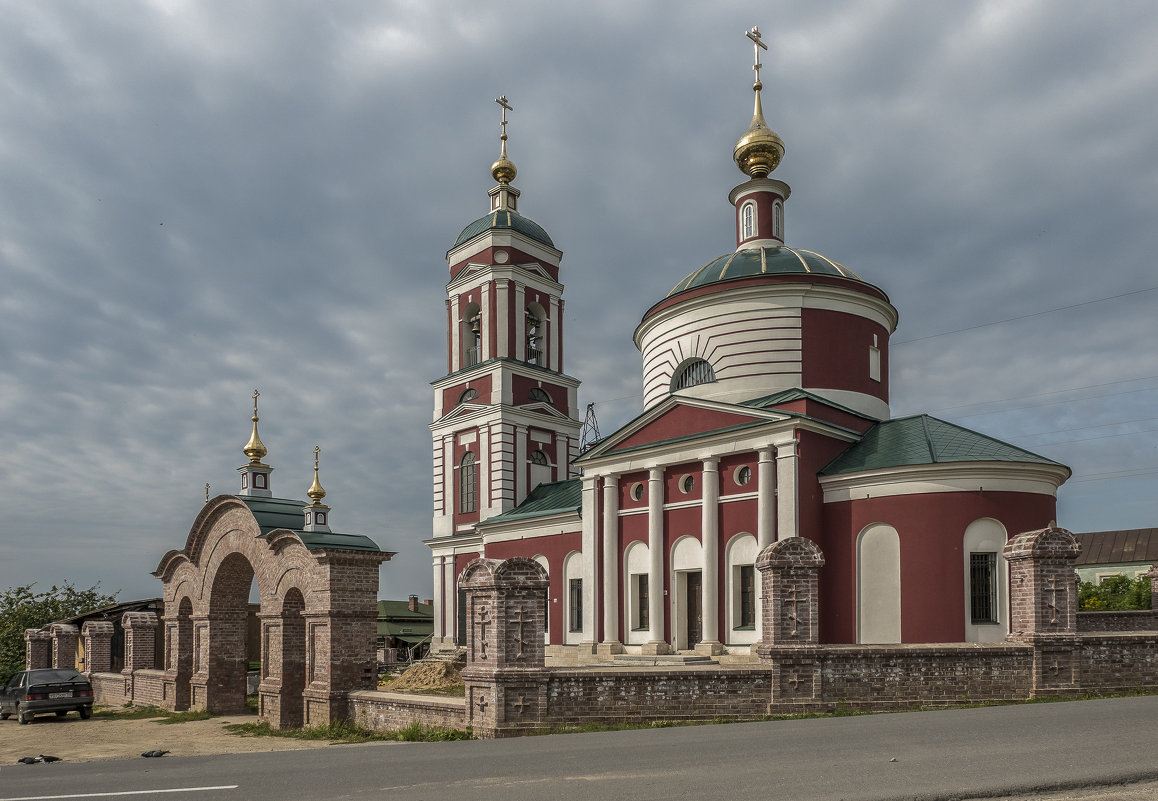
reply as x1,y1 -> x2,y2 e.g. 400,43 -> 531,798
1078,575 -> 1152,612
0,583 -> 119,685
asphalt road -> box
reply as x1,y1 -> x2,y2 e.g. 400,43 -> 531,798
1,695 -> 1156,801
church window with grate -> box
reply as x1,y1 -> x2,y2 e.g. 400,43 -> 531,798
671,358 -> 716,391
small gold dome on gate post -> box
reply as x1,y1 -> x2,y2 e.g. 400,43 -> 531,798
243,389 -> 268,464
307,445 -> 327,506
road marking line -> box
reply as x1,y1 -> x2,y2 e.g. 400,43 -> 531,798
0,786 -> 238,801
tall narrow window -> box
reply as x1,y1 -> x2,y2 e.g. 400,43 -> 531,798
568,579 -> 583,632
636,574 -> 649,629
773,201 -> 783,240
739,565 -> 755,627
741,201 -> 755,240
462,302 -> 481,368
969,552 -> 998,624
869,334 -> 881,382
459,452 -> 477,514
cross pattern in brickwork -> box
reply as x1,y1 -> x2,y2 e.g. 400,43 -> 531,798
1048,660 -> 1061,676
477,606 -> 491,660
787,671 -> 802,692
1045,576 -> 1059,625
784,589 -> 801,636
512,695 -> 528,717
510,608 -> 530,661
476,693 -> 489,715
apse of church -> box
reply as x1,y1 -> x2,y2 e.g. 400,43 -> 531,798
426,29 -> 1069,657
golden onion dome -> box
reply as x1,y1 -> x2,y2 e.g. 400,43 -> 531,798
733,81 -> 784,178
307,445 -> 326,505
243,389 -> 268,464
491,151 -> 517,185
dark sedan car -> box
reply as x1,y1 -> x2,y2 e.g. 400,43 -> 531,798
0,669 -> 94,724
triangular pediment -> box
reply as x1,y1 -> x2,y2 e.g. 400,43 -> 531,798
578,396 -> 792,461
515,400 -> 572,420
432,402 -> 489,426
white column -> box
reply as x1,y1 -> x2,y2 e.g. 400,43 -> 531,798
431,556 -> 445,641
757,447 -> 776,549
580,475 -> 599,650
479,424 -> 491,517
700,459 -> 720,650
444,557 -> 457,644
646,467 -> 668,652
601,475 -> 621,647
774,434 -> 799,539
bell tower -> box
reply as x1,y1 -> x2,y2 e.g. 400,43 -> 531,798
429,97 -> 582,540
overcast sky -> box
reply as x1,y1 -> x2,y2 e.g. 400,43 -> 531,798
2,0 -> 1156,603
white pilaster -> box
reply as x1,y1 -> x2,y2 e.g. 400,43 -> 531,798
496,279 -> 509,358
480,282 -> 491,362
514,283 -> 526,362
479,423 -> 491,516
581,475 -> 599,649
700,458 -> 721,651
432,557 -> 445,640
548,294 -> 561,371
449,295 -> 461,372
601,475 -> 621,646
515,425 -> 528,504
774,434 -> 799,539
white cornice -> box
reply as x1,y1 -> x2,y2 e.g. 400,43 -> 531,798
819,461 -> 1072,503
447,262 -> 563,296
447,228 -> 562,266
431,402 -> 581,433
431,359 -> 582,391
475,510 -> 582,540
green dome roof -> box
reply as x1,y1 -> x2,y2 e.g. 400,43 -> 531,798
669,246 -> 862,296
455,209 -> 554,248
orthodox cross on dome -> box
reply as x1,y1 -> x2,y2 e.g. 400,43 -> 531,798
205,483 -> 210,503
238,388 -> 274,497
307,445 -> 326,506
746,26 -> 768,90
491,95 -> 517,186
243,389 -> 268,465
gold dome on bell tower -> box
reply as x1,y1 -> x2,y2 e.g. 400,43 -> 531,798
491,95 -> 518,185
733,26 -> 785,179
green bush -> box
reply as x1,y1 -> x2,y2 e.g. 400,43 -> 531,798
1079,575 -> 1152,611
0,583 -> 119,685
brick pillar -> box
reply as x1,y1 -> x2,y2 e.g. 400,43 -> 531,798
1149,564 -> 1158,615
25,629 -> 52,670
1004,526 -> 1082,695
162,609 -> 193,711
50,623 -> 80,670
122,612 -> 159,672
755,537 -> 825,708
460,557 -> 550,738
82,621 -> 115,674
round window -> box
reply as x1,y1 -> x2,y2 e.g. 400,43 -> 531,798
679,474 -> 695,494
734,465 -> 752,486
630,482 -> 644,501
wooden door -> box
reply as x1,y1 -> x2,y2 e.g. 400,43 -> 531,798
686,572 -> 703,647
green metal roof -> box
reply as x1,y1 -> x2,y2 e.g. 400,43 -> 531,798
669,246 -> 865,296
377,600 -> 434,621
820,415 -> 1065,476
377,600 -> 434,643
454,209 -> 554,248
237,496 -> 383,552
484,478 -> 582,524
740,388 -> 876,420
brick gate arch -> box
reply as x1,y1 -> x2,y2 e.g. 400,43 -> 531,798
154,495 -> 390,728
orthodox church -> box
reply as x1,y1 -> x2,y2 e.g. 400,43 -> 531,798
425,32 -> 1070,656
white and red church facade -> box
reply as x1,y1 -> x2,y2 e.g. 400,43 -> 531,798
426,66 -> 1069,657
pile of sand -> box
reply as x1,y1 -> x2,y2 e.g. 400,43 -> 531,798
380,660 -> 463,692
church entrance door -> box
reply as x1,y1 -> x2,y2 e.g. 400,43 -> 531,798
686,572 -> 703,647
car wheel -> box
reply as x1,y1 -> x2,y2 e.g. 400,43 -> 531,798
17,708 -> 32,725
79,706 -> 91,720
0,711 -> 9,720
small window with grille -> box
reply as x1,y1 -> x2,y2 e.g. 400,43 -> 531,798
530,450 -> 549,466
459,452 -> 477,514
969,552 -> 998,624
739,565 -> 755,628
671,358 -> 716,391
458,388 -> 478,404
528,387 -> 551,403
568,579 -> 583,632
635,574 -> 649,629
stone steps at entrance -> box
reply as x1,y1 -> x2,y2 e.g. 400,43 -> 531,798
611,653 -> 717,666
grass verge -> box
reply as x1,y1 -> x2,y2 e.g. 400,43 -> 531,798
223,719 -> 471,743
94,705 -> 214,724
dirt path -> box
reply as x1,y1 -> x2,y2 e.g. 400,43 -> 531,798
0,712 -> 341,764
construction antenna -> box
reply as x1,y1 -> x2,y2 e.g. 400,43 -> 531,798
579,402 -> 601,453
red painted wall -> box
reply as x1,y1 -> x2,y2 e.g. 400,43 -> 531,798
644,273 -> 890,319
440,374 -> 492,415
800,308 -> 889,404
486,530 -> 582,645
733,187 -> 784,246
615,405 -> 762,451
820,491 -> 1058,644
449,246 -> 558,282
512,374 -> 570,416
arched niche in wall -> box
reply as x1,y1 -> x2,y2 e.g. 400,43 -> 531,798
962,518 -> 1010,643
669,536 -> 703,651
623,541 -> 650,646
532,554 -> 551,645
725,532 -> 758,645
857,523 -> 901,644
